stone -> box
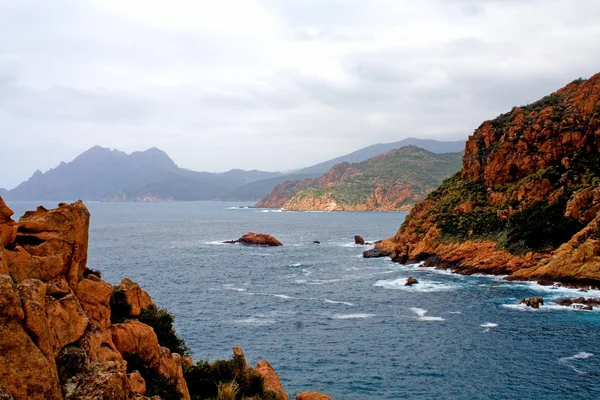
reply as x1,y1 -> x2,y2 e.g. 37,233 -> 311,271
233,346 -> 248,368
46,292 -> 89,353
405,277 -> 419,286
17,279 -> 56,361
236,232 -> 283,246
110,321 -> 160,366
296,392 -> 333,400
256,360 -> 288,400
74,276 -> 113,327
128,371 -> 146,395
354,235 -> 365,245
363,248 -> 392,258
116,278 -> 154,317
519,297 -> 544,309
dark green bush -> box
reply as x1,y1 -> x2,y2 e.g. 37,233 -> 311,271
184,357 -> 263,400
139,305 -> 190,356
109,288 -> 131,324
125,354 -> 182,400
437,209 -> 505,240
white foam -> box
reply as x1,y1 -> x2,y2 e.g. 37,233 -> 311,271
502,304 -> 597,312
448,311 -> 462,314
374,277 -> 457,292
272,294 -> 294,299
232,317 -> 276,326
409,307 -> 445,322
289,263 -> 303,267
258,209 -> 283,213
480,322 -> 498,328
323,299 -> 354,306
559,352 -> 594,374
302,269 -> 312,276
331,313 -> 375,319
204,240 -> 230,245
307,279 -> 343,285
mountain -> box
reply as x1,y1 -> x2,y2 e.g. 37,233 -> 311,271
376,74 -> 600,285
225,138 -> 465,200
4,146 -> 281,201
256,146 -> 463,211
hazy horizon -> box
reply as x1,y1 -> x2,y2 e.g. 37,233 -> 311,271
2,0 -> 600,188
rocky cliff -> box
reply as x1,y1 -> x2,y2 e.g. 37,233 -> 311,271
0,198 -> 325,400
376,74 -> 600,285
256,146 -> 463,211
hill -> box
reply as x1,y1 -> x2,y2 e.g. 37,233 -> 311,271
376,74 -> 600,285
226,138 -> 465,200
3,146 -> 280,201
256,146 -> 463,211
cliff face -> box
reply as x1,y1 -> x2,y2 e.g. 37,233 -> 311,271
256,146 -> 463,211
0,199 -> 295,400
378,74 -> 600,284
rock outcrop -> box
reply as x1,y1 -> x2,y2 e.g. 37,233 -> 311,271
519,297 -> 544,309
354,235 -> 365,245
0,198 -> 298,400
225,232 -> 283,246
376,73 -> 600,285
256,146 -> 462,211
296,392 -> 333,400
405,277 -> 419,286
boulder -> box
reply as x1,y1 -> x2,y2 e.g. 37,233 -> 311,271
354,235 -> 365,245
519,297 -> 544,309
17,279 -> 56,361
74,275 -> 113,327
256,360 -> 288,400
236,232 -> 283,246
128,371 -> 146,395
110,321 -> 161,366
313,241 -> 320,244
45,291 -> 89,353
363,248 -> 393,258
405,277 -> 419,286
296,392 -> 333,400
233,346 -> 248,368
115,278 -> 154,317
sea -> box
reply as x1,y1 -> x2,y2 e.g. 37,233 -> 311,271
9,201 -> 600,399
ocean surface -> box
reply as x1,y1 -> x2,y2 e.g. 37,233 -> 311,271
9,201 -> 600,399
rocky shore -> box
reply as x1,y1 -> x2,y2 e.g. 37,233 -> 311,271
0,198 -> 329,400
374,73 -> 600,286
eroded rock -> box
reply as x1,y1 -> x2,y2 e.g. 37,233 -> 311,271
256,360 -> 288,400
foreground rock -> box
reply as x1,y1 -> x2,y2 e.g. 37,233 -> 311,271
519,297 -> 544,309
405,277 -> 419,286
363,248 -> 393,258
0,199 -> 296,400
225,232 -> 283,246
375,73 -> 600,285
296,392 -> 333,400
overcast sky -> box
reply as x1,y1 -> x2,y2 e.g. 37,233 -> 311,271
1,0 -> 599,188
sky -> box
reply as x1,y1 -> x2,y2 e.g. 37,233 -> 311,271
1,0 -> 600,189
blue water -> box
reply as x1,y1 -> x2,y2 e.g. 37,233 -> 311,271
9,201 -> 600,399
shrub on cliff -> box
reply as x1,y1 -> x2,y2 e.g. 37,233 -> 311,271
109,287 -> 131,324
139,305 -> 190,356
184,357 -> 263,399
125,353 -> 182,400
56,344 -> 87,383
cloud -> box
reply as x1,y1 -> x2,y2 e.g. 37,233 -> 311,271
0,0 -> 599,188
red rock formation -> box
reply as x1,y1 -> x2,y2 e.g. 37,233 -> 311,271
236,232 -> 283,246
256,360 -> 289,400
296,392 -> 333,400
377,73 -> 600,284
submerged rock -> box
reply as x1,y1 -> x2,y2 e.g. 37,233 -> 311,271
519,297 -> 544,309
405,277 -> 419,286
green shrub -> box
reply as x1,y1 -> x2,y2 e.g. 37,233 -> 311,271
437,209 -> 505,240
139,305 -> 190,356
109,288 -> 131,324
125,354 -> 182,400
184,358 -> 263,400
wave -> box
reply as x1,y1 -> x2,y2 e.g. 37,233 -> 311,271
323,299 -> 354,306
232,317 -> 276,326
331,313 -> 375,319
480,322 -> 498,328
203,240 -> 230,245
254,292 -> 295,300
288,263 -> 303,267
502,304 -> 597,312
559,352 -> 594,374
374,277 -> 457,292
409,307 -> 445,321
257,209 -> 283,213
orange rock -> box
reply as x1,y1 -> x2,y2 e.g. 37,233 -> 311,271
110,321 -> 161,366
238,232 -> 283,246
80,326 -> 124,364
157,348 -> 190,400
74,275 -> 113,327
296,392 -> 333,400
117,278 -> 154,317
17,279 -> 55,361
233,346 -> 248,368
0,275 -> 63,400
256,360 -> 288,400
46,291 -> 89,354
128,371 -> 146,395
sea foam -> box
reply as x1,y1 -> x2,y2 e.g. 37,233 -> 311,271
409,307 -> 445,321
375,277 -> 457,292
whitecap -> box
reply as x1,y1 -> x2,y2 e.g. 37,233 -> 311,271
331,313 -> 375,319
323,299 -> 354,306
255,293 -> 295,300
480,322 -> 498,328
502,304 -> 597,312
257,209 -> 283,213
374,277 -> 457,292
289,263 -> 303,267
409,307 -> 445,322
203,240 -> 230,245
448,311 -> 462,314
307,279 -> 343,285
559,352 -> 594,374
232,317 -> 276,326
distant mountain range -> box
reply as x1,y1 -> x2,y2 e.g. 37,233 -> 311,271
256,146 -> 463,211
224,138 -> 465,200
0,138 -> 465,202
1,146 -> 280,202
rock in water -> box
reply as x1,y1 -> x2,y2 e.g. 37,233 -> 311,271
363,248 -> 393,258
354,235 -> 365,245
313,241 -> 320,244
405,277 -> 419,286
296,392 -> 333,400
225,232 -> 283,246
519,297 -> 544,308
